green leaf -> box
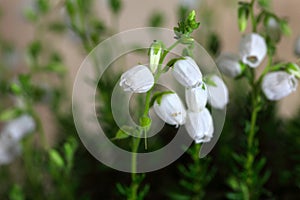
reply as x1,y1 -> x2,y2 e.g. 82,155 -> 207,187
166,57 -> 185,68
280,19 -> 291,35
49,149 -> 65,168
0,108 -> 22,122
45,62 -> 67,74
108,0 -> 122,14
149,12 -> 164,27
203,76 -> 217,87
174,10 -> 200,39
9,184 -> 25,200
28,41 -> 42,60
112,125 -> 136,140
149,91 -> 174,107
258,0 -> 271,9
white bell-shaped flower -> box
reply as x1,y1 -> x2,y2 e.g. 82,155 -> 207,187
172,57 -> 202,87
153,93 -> 186,127
239,33 -> 267,68
2,115 -> 35,141
262,71 -> 298,101
294,36 -> 300,56
185,108 -> 214,143
216,53 -> 243,78
185,83 -> 208,112
120,65 -> 154,93
207,75 -> 229,109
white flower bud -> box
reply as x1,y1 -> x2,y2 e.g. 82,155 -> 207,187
173,57 -> 202,87
262,71 -> 298,101
294,36 -> 300,56
185,108 -> 214,143
239,33 -> 267,68
216,54 -> 243,78
207,75 -> 229,109
2,115 -> 35,141
120,65 -> 155,93
153,93 -> 186,127
149,41 -> 162,73
185,83 -> 208,112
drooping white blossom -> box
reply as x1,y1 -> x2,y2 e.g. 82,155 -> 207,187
207,75 -> 229,109
185,108 -> 214,143
294,36 -> 300,56
153,93 -> 186,127
2,115 -> 36,141
216,53 -> 243,78
239,33 -> 267,68
120,65 -> 154,93
185,83 -> 208,112
262,71 -> 298,101
172,57 -> 202,87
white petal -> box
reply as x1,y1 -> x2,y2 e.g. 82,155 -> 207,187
185,108 -> 213,143
120,65 -> 154,93
173,57 -> 202,87
207,75 -> 229,109
153,93 -> 186,126
216,53 -> 242,78
239,33 -> 267,68
185,83 -> 208,112
262,71 -> 298,100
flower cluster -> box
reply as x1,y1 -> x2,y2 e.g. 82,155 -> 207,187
120,55 -> 229,144
0,115 -> 35,165
217,33 -> 300,101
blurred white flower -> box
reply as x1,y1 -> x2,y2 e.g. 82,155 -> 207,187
265,17 -> 281,42
207,75 -> 229,109
2,115 -> 36,141
179,0 -> 201,9
173,57 -> 202,87
262,71 -> 298,100
120,65 -> 154,93
239,33 -> 267,68
185,83 -> 208,112
216,53 -> 243,78
149,41 -> 162,73
294,36 -> 300,56
0,134 -> 21,165
153,93 -> 186,127
185,108 -> 213,143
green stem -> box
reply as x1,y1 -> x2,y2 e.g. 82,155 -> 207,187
250,0 -> 257,32
128,40 -> 181,200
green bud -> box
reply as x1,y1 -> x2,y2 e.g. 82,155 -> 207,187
149,40 -> 162,73
286,63 -> 300,79
238,6 -> 249,32
139,116 -> 151,129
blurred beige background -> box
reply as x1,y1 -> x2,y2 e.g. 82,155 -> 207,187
1,0 -> 300,118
